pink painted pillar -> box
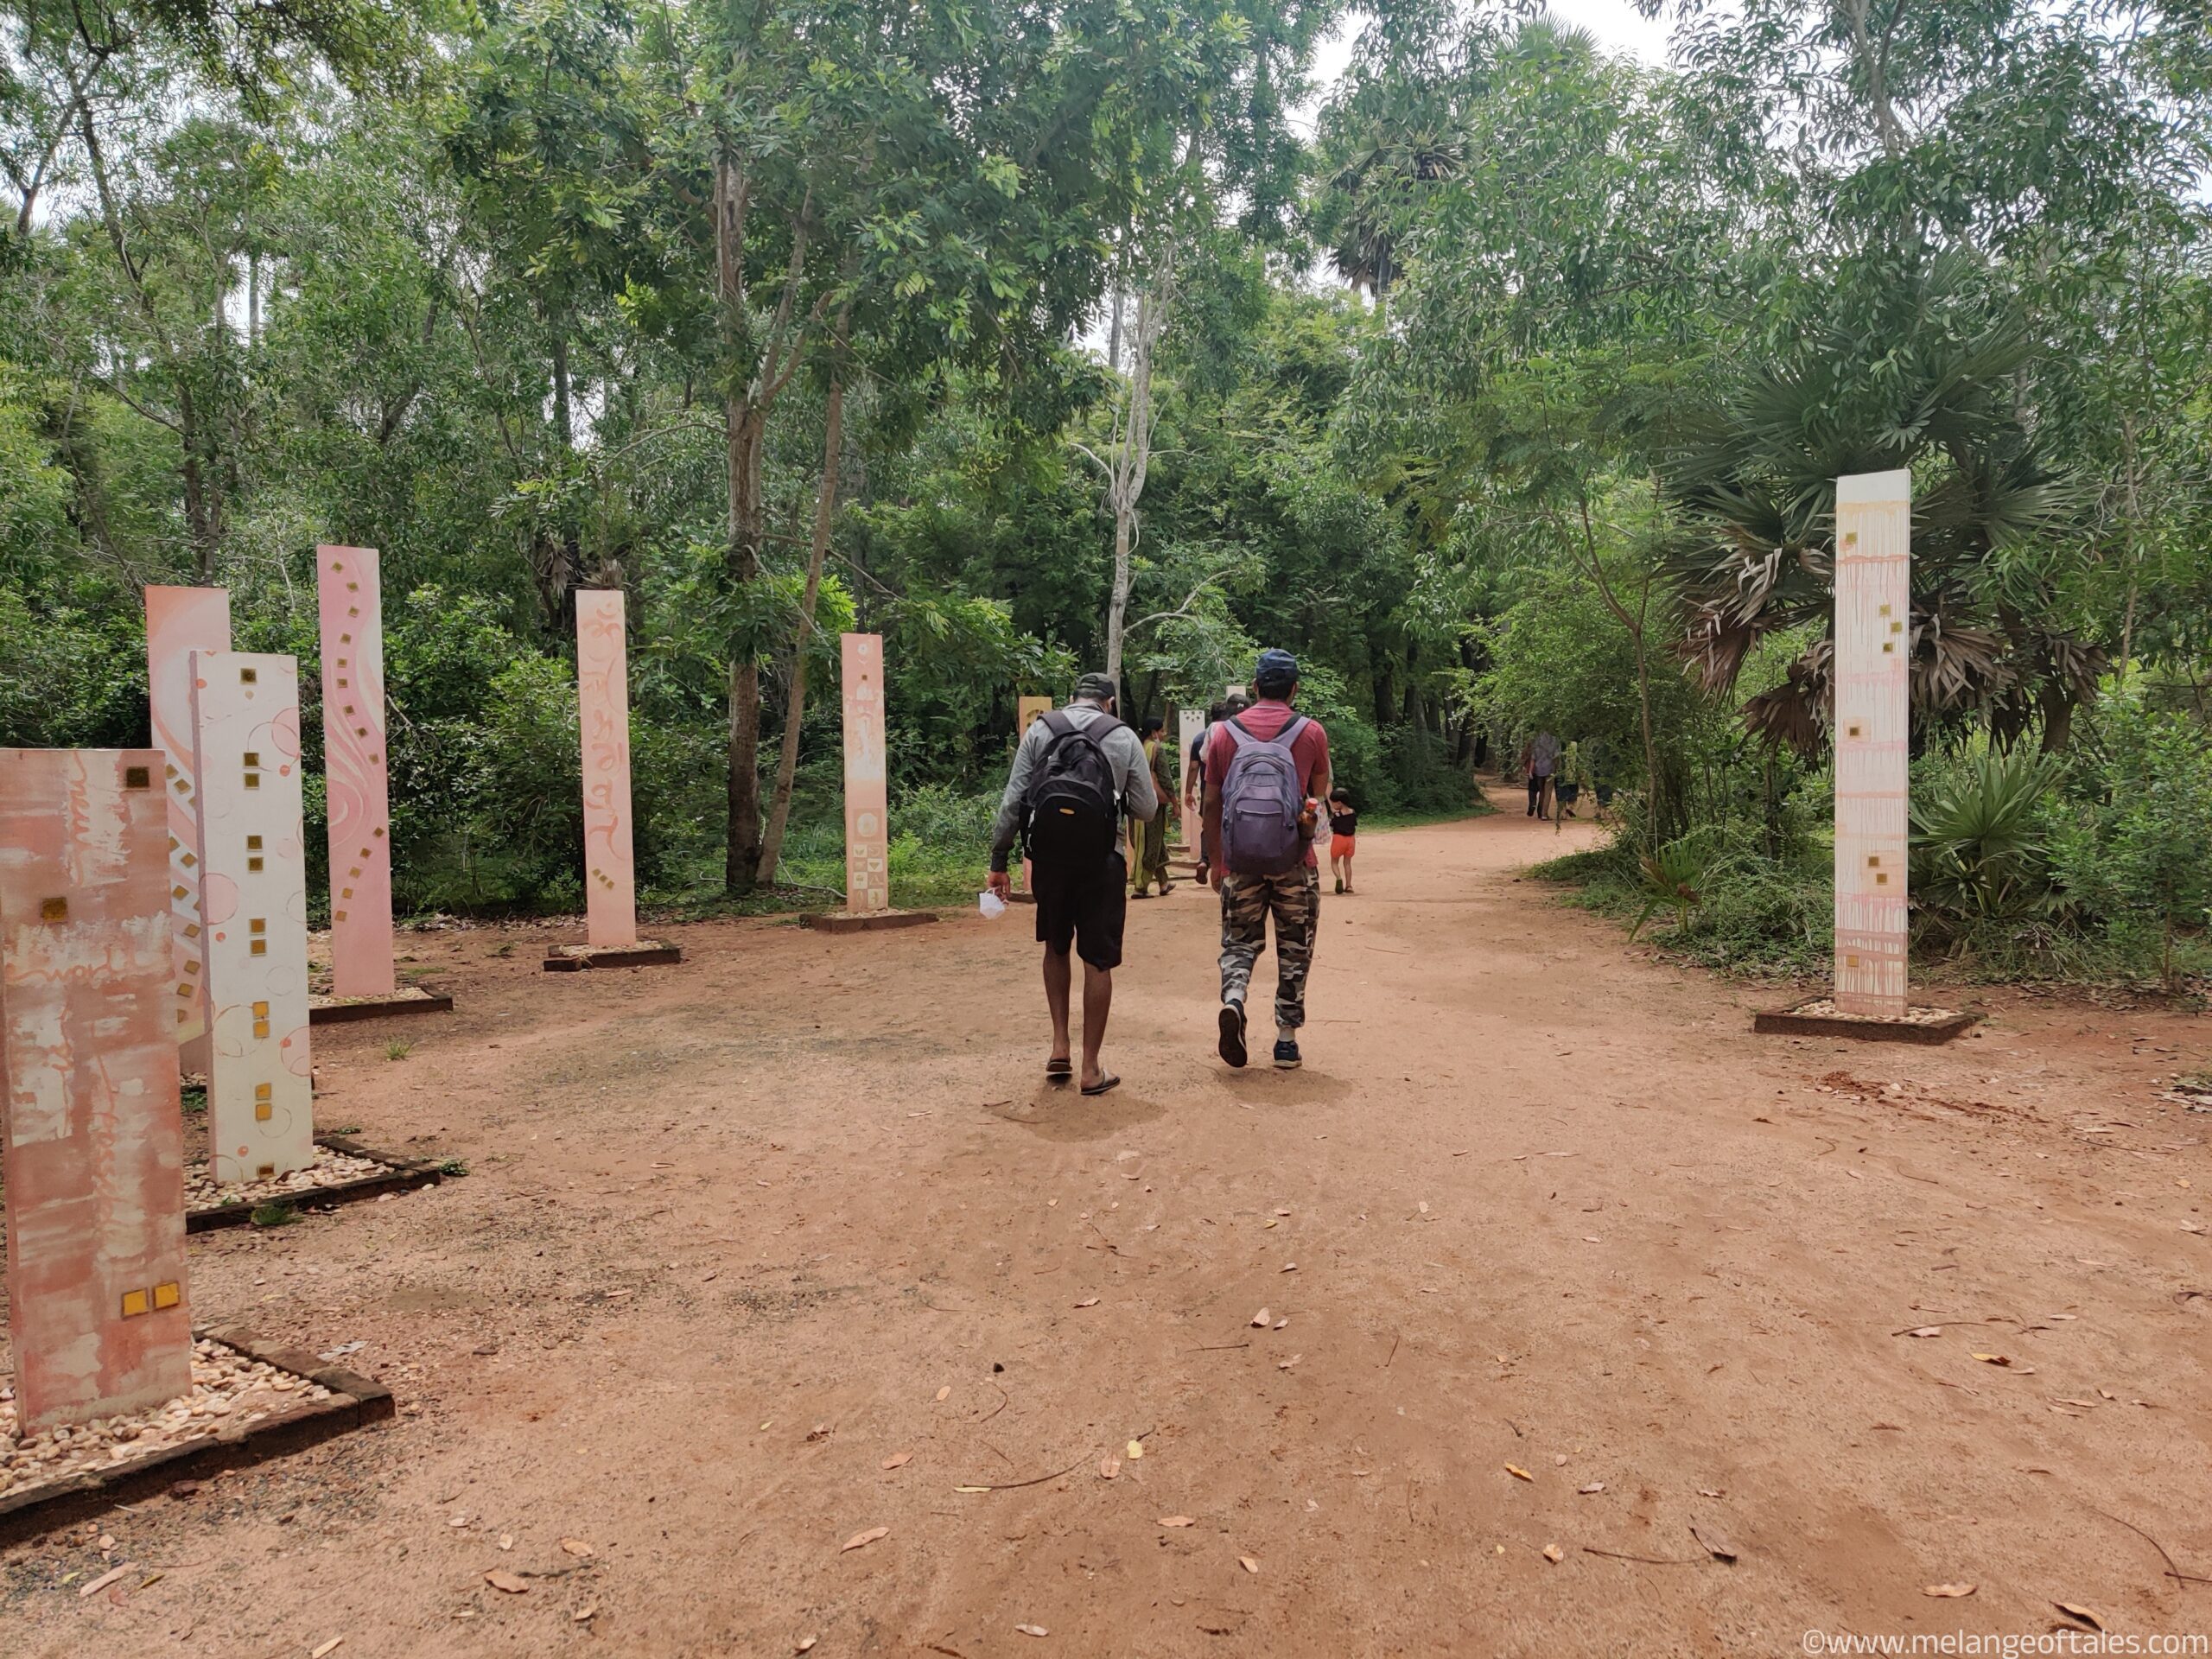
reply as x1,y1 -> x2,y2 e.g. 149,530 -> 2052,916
1,748 -> 193,1434
191,652 -> 315,1181
316,545 -> 396,995
1834,470 -> 1912,1019
842,633 -> 890,915
576,591 -> 638,948
143,586 -> 230,1070
1015,696 -> 1052,893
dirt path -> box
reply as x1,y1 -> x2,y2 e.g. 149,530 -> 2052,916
7,799 -> 2210,1656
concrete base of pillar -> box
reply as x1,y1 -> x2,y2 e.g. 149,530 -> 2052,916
802,910 -> 939,935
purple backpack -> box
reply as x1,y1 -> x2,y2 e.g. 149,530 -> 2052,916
1218,714 -> 1310,875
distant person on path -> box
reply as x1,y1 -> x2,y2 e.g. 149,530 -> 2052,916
1185,694 -> 1247,887
1527,729 -> 1561,821
1203,650 -> 1331,1071
1327,791 -> 1358,894
1131,715 -> 1176,898
988,672 -> 1158,1096
1553,740 -> 1586,831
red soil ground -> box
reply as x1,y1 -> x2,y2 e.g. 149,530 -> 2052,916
4,798 -> 2209,1656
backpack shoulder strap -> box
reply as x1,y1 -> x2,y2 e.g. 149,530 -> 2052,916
1226,713 -> 1304,753
1084,713 -> 1127,743
1038,709 -> 1076,741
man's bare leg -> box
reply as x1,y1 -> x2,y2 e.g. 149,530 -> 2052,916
1043,946 -> 1073,1067
1081,963 -> 1113,1090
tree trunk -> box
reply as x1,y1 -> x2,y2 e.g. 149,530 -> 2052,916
550,324 -> 582,626
758,364 -> 848,887
725,398 -> 766,893
1103,262 -> 1171,690
2116,412 -> 2141,688
716,149 -> 765,893
177,382 -> 218,583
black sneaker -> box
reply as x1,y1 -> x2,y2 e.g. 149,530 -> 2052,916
1273,1037 -> 1301,1070
1217,1001 -> 1248,1069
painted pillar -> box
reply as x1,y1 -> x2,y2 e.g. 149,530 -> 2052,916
316,545 -> 395,995
1833,469 -> 1912,1019
576,591 -> 638,948
190,652 -> 315,1182
1015,696 -> 1052,893
0,748 -> 193,1433
143,586 -> 230,1070
1178,707 -> 1205,848
842,633 -> 890,915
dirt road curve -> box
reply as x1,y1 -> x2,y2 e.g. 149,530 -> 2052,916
7,803 -> 2209,1657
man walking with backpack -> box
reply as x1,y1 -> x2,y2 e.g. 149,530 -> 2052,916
1201,651 -> 1331,1071
988,673 -> 1158,1096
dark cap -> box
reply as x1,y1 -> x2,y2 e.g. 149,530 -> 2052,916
1253,649 -> 1299,697
1075,672 -> 1117,702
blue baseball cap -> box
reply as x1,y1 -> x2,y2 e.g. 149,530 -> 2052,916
1254,649 -> 1299,696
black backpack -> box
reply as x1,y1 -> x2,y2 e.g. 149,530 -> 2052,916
1022,710 -> 1127,864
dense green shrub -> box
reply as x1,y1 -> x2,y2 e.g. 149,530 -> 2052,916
2050,696 -> 2212,990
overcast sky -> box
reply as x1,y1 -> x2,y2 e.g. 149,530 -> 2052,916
1300,0 -> 1675,132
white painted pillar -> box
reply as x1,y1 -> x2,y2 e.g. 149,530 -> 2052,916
1833,470 -> 1912,1018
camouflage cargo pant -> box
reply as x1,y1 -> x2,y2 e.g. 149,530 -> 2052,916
1218,867 -> 1321,1029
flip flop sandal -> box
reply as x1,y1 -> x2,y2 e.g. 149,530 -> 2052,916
1081,1074 -> 1121,1096
1046,1058 -> 1073,1084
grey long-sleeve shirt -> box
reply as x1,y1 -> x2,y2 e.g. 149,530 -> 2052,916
989,702 -> 1160,871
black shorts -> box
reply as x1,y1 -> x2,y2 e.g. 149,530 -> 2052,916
1033,850 -> 1126,970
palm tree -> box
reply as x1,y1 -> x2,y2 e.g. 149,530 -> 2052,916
1324,125 -> 1466,310
1659,257 -> 2103,756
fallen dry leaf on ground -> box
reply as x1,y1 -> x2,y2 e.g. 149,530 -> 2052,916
1579,1483 -> 1605,1495
484,1571 -> 529,1594
1973,1353 -> 2012,1367
1099,1457 -> 1121,1479
1240,1556 -> 1260,1573
1250,1307 -> 1270,1326
2053,1604 -> 2103,1631
1015,1624 -> 1049,1637
1908,1326 -> 1943,1338
1159,1516 -> 1196,1528
1923,1583 -> 1977,1599
311,1639 -> 346,1659
573,1605 -> 599,1623
796,1638 -> 817,1653
880,1452 -> 912,1471
498,1535 -> 514,1551
1126,1440 -> 1145,1459
1074,1297 -> 1099,1308
78,1566 -> 133,1599
1278,1354 -> 1301,1370
841,1526 -> 890,1553
935,1386 -> 951,1402
1506,1465 -> 1534,1482
1543,1544 -> 1564,1563
1281,1262 -> 1297,1273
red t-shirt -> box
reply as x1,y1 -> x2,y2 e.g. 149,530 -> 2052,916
1204,702 -> 1331,870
